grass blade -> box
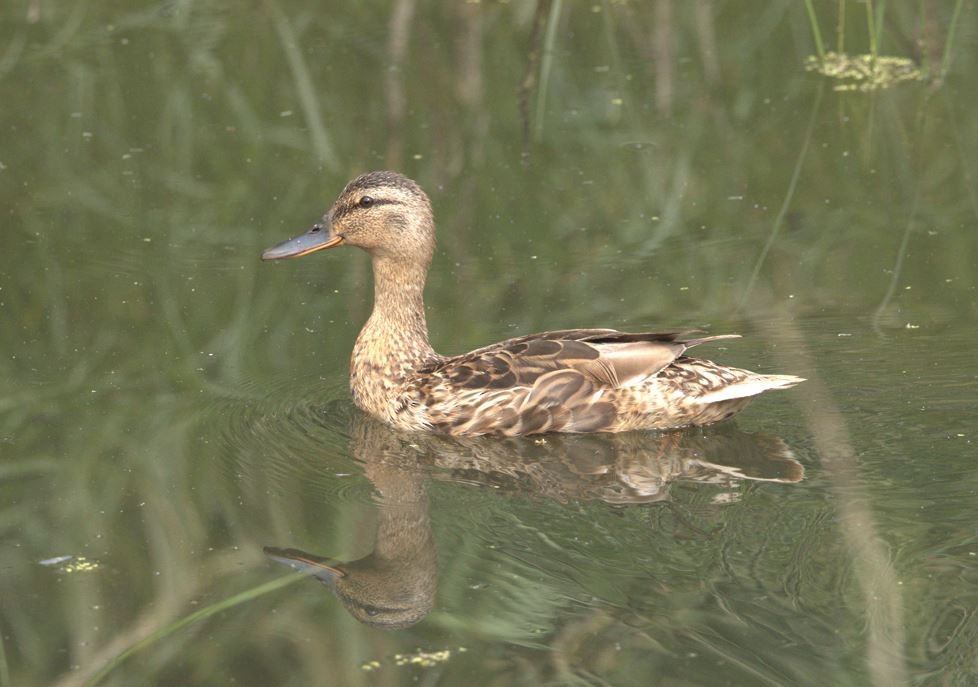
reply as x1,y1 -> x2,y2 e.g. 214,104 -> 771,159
83,572 -> 305,687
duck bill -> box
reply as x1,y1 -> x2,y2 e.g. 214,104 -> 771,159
261,223 -> 343,260
263,546 -> 346,582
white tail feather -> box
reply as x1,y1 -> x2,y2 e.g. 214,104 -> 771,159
692,374 -> 805,404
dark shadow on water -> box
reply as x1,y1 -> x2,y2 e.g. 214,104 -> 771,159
265,413 -> 803,629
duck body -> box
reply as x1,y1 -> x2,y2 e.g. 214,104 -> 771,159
263,171 -> 803,437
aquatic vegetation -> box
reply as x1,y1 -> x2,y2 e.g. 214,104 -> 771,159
38,555 -> 101,573
805,52 -> 922,92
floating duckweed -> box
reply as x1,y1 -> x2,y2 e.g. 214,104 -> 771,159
394,649 -> 452,668
363,647 -> 465,672
805,52 -> 922,92
66,557 -> 100,573
40,555 -> 101,573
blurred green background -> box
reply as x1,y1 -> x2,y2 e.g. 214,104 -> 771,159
2,1 -> 977,685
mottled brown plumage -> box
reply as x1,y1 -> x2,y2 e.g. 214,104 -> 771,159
262,171 -> 803,436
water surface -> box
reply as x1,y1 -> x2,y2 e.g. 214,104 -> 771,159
2,2 -> 977,686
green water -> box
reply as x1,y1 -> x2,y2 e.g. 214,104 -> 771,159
3,2 -> 977,685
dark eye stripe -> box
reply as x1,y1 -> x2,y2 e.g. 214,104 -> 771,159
334,198 -> 402,220
360,198 -> 400,209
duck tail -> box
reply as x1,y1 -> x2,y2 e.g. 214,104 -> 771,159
682,333 -> 742,349
692,373 -> 805,404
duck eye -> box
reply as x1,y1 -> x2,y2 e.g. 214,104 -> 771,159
358,196 -> 374,208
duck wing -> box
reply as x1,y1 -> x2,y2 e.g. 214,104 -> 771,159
419,330 -> 739,435
423,329 -> 737,387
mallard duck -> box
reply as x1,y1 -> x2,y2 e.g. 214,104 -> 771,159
262,171 -> 803,436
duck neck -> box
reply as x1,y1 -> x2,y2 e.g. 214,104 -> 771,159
367,255 -> 434,357
351,255 -> 437,415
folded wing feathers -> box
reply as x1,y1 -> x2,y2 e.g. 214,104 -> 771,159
437,330 -> 749,392
427,330 -> 800,434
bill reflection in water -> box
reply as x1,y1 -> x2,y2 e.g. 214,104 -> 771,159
265,414 -> 803,629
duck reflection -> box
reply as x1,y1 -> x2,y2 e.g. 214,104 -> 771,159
265,413 -> 803,629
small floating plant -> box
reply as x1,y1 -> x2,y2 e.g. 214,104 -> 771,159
802,0 -> 964,91
805,52 -> 922,92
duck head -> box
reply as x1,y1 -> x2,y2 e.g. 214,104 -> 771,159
262,171 -> 435,264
